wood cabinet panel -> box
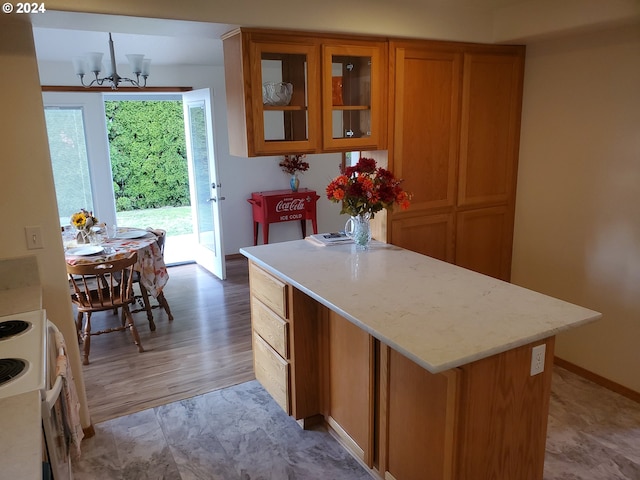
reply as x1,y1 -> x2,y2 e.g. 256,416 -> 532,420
392,46 -> 461,211
383,347 -> 459,480
251,297 -> 289,359
455,206 -> 513,281
456,337 -> 555,480
288,287 -> 321,420
248,262 -> 288,319
388,43 -> 524,282
391,213 -> 454,262
458,52 -> 523,207
253,333 -> 290,413
328,310 -> 374,465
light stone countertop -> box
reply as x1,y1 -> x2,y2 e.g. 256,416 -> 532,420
240,240 -> 602,373
0,285 -> 42,316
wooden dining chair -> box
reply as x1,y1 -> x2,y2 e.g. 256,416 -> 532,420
131,228 -> 174,330
67,252 -> 144,365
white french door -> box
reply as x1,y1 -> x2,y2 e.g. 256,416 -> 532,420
183,89 -> 226,280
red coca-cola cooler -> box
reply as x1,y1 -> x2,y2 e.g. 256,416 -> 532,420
248,188 -> 320,245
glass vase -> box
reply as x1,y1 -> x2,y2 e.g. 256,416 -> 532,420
345,212 -> 372,250
76,229 -> 90,244
290,174 -> 300,192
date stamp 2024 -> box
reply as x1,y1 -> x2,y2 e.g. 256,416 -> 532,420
2,2 -> 46,14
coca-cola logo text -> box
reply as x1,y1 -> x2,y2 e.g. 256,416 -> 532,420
275,198 -> 306,212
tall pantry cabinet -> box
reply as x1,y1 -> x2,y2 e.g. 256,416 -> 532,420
386,40 -> 525,281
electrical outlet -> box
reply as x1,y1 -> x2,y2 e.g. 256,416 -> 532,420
530,344 -> 546,376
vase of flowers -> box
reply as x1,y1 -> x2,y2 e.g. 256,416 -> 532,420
326,157 -> 411,250
279,154 -> 309,192
70,209 -> 99,244
344,211 -> 372,249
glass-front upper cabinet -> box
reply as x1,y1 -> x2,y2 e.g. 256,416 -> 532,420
322,44 -> 385,151
250,42 -> 320,155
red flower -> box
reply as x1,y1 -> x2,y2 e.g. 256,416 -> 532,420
326,158 -> 411,217
279,154 -> 309,175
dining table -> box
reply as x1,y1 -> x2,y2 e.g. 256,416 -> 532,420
64,227 -> 169,298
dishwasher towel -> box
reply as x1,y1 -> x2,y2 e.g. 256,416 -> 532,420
54,328 -> 84,459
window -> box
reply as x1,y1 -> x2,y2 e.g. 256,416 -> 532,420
44,107 -> 94,224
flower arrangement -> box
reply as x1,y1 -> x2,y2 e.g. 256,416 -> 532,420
279,154 -> 310,175
70,209 -> 98,232
326,157 -> 411,218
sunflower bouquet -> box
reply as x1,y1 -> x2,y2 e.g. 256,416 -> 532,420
70,209 -> 100,244
70,209 -> 98,232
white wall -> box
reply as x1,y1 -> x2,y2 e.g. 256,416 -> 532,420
512,23 -> 640,392
0,16 -> 91,427
38,61 -> 347,255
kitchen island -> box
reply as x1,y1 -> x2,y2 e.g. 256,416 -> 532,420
240,240 -> 601,480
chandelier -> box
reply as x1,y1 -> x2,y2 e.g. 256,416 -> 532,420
72,33 -> 151,89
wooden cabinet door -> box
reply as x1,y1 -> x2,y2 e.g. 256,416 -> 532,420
327,310 -> 374,466
457,52 -> 524,207
250,41 -> 321,156
322,43 -> 386,151
223,31 -> 321,157
391,45 -> 462,213
455,206 -> 514,281
391,213 -> 454,262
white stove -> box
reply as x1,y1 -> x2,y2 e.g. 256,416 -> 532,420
0,309 -> 47,399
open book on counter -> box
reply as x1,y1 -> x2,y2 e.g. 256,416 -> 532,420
305,232 -> 353,246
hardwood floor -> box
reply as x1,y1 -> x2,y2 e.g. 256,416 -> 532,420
79,256 -> 255,425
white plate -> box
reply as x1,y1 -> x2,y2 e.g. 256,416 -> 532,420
67,246 -> 104,256
116,230 -> 148,239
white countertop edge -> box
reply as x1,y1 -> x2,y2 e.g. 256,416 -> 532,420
240,244 -> 602,374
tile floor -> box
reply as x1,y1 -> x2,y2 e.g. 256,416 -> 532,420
72,367 -> 640,480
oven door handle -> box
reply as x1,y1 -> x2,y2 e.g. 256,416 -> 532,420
44,374 -> 64,410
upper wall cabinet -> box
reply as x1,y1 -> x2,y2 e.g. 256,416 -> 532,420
222,29 -> 387,157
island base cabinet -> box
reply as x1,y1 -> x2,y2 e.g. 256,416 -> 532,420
379,337 -> 555,480
248,261 -> 559,480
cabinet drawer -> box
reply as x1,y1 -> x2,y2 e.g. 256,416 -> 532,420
251,297 -> 289,359
249,262 -> 288,318
253,333 -> 290,413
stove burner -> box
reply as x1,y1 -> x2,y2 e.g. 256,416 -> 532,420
0,358 -> 27,386
0,320 -> 30,340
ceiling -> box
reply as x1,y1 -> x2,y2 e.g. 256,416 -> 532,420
29,1 -> 526,68
29,2 -> 639,70
31,11 -> 237,67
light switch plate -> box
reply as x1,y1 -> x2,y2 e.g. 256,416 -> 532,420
25,226 -> 44,250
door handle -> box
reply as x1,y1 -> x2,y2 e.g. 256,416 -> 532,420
208,197 -> 226,202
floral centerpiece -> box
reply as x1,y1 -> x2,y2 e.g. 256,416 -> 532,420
70,209 -> 99,244
279,154 -> 309,192
326,157 -> 411,249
